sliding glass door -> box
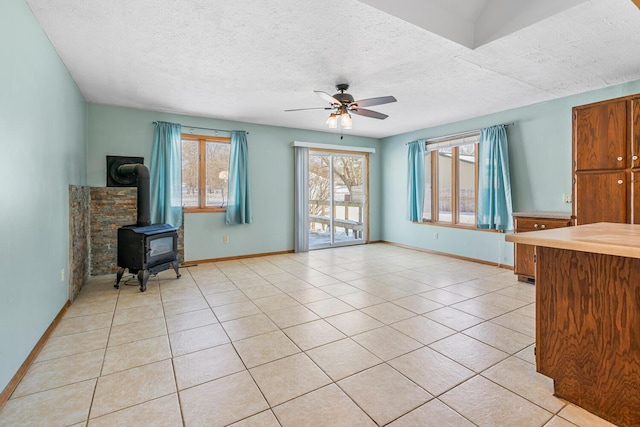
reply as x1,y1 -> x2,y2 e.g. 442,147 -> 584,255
308,150 -> 367,249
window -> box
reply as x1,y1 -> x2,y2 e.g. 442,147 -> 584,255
424,134 -> 479,227
181,134 -> 230,212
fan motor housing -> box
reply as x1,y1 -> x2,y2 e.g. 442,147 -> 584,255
333,83 -> 353,105
333,92 -> 354,104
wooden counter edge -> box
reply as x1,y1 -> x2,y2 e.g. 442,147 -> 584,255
505,222 -> 640,259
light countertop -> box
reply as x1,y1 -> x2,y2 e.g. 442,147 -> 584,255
505,222 -> 640,259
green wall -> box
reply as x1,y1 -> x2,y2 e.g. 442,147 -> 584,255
0,0 -> 87,392
87,104 -> 382,261
380,80 -> 640,266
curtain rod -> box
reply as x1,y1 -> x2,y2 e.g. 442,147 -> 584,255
406,122 -> 514,145
152,121 -> 249,135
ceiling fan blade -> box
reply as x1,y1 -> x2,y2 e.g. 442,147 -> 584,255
314,91 -> 343,106
284,107 -> 333,112
350,108 -> 389,120
352,96 -> 397,108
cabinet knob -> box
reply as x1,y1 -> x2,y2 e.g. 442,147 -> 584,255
617,156 -> 623,161
540,224 -> 546,229
618,180 -> 624,184
634,155 -> 638,161
534,223 -> 539,229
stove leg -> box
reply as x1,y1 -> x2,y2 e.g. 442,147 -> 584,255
115,267 -> 125,289
137,269 -> 149,292
171,260 -> 181,278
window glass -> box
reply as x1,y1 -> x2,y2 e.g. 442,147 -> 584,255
181,135 -> 230,211
205,141 -> 230,208
423,155 -> 432,222
181,139 -> 199,208
437,147 -> 452,223
423,134 -> 479,228
457,143 -> 476,225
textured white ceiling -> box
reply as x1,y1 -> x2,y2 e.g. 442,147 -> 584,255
25,0 -> 640,138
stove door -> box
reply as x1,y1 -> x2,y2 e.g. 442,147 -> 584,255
145,233 -> 177,267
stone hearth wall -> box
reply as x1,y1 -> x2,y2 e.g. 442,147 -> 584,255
69,185 -> 90,301
89,187 -> 184,276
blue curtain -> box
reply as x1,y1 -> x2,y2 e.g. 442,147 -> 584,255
407,140 -> 426,222
225,131 -> 252,225
477,125 -> 513,231
150,121 -> 182,227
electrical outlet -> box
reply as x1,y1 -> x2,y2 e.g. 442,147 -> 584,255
60,268 -> 65,282
223,235 -> 230,244
563,193 -> 572,204
433,232 -> 439,240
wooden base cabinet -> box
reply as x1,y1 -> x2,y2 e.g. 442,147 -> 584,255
506,223 -> 640,427
536,246 -> 640,427
513,213 -> 572,282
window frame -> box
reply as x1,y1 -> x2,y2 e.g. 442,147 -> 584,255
423,135 -> 480,229
181,133 -> 231,213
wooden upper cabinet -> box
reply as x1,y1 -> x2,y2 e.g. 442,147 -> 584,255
633,170 -> 640,224
574,170 -> 628,225
573,94 -> 640,225
631,97 -> 640,169
573,100 -> 627,171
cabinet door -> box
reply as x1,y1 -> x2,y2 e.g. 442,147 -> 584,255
514,243 -> 535,278
574,170 -> 628,224
631,98 -> 640,169
633,170 -> 640,224
573,100 -> 627,171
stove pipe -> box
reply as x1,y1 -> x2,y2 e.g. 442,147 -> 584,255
117,163 -> 151,227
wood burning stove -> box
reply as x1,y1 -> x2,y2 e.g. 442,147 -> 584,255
116,224 -> 180,292
108,157 -> 181,292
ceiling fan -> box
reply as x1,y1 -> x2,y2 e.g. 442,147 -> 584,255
285,84 -> 397,129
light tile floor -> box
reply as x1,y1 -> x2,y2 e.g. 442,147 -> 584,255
0,243 -> 618,426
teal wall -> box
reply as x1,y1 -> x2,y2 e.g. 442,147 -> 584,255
380,80 -> 640,266
87,104 -> 382,261
0,0 -> 87,392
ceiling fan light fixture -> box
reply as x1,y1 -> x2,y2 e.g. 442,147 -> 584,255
341,112 -> 352,129
288,85 -> 396,130
326,113 -> 338,129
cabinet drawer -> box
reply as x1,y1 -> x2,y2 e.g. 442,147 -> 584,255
515,217 -> 571,232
